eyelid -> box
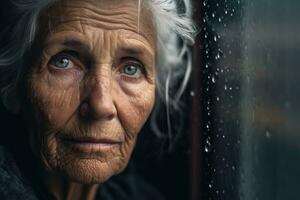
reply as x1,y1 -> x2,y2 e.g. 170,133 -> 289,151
119,57 -> 147,75
49,50 -> 84,70
54,50 -> 80,60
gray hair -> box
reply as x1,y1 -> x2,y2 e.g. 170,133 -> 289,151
0,0 -> 197,139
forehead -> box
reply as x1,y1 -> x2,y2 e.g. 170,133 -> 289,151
39,0 -> 156,48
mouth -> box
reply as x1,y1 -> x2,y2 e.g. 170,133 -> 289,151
60,135 -> 122,153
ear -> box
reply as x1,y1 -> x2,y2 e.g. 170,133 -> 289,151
1,85 -> 21,114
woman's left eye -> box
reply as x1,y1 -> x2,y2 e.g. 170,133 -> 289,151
121,63 -> 143,78
49,54 -> 74,69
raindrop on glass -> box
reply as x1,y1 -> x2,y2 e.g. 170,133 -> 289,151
214,35 -> 217,42
205,146 -> 210,153
265,130 -> 271,138
212,76 -> 216,83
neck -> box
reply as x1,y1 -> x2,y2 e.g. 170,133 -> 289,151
43,172 -> 99,200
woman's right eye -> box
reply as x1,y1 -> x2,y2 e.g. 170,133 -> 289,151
48,53 -> 75,69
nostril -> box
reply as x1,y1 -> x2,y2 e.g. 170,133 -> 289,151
105,112 -> 115,121
79,100 -> 116,121
79,102 -> 89,119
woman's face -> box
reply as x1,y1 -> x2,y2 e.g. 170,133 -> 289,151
24,0 -> 156,183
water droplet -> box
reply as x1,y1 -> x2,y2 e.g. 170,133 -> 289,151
190,91 -> 195,96
265,131 -> 271,138
209,184 -> 212,188
232,165 -> 236,171
212,13 -> 215,18
224,85 -> 228,90
218,17 -> 222,22
204,138 -> 212,153
212,76 -> 216,83
216,97 -> 220,101
214,36 -> 217,42
206,139 -> 211,146
204,146 -> 210,153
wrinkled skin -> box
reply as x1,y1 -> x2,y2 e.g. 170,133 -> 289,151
22,0 -> 156,199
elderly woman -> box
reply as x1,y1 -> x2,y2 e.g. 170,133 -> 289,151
0,0 -> 196,199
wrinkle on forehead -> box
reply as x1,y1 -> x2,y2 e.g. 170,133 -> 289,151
40,0 -> 156,48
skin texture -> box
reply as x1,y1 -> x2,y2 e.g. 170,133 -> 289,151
22,0 -> 156,199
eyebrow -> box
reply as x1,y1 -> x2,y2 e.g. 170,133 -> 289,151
63,39 -> 90,50
120,41 -> 155,58
121,48 -> 145,55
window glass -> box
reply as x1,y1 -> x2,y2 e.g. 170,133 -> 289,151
201,0 -> 300,199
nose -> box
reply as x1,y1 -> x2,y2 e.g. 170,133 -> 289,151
80,69 -> 117,121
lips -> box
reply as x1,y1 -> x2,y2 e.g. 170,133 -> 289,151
63,136 -> 122,144
60,135 -> 122,153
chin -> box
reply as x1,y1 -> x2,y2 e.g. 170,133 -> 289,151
59,157 -> 127,184
40,135 -> 135,184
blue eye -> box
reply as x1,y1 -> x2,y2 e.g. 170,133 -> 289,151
121,63 -> 143,77
49,54 -> 74,69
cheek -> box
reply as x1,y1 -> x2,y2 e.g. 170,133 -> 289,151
28,70 -> 81,129
116,81 -> 155,138
112,82 -> 155,166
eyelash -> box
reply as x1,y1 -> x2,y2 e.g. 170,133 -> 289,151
120,57 -> 146,71
48,51 -> 81,70
48,52 -> 147,79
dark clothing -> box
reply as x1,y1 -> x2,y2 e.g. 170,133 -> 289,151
0,146 -> 164,200
0,146 -> 38,200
